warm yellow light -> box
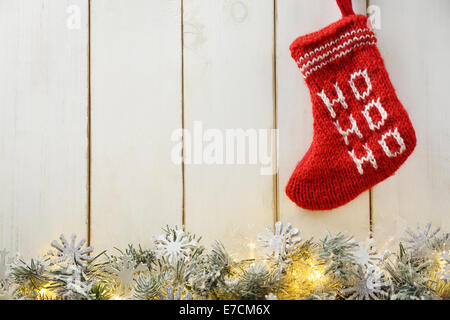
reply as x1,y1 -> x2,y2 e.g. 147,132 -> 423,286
276,251 -> 332,300
113,295 -> 122,300
308,270 -> 325,281
37,287 -> 52,300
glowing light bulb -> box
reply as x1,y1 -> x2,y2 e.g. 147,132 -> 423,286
308,270 -> 324,281
248,242 -> 256,259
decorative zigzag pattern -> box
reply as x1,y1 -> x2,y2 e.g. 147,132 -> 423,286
297,28 -> 372,64
299,34 -> 376,73
303,41 -> 377,78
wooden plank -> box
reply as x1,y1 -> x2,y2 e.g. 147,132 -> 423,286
0,0 -> 88,257
183,0 -> 275,257
371,0 -> 450,250
90,0 -> 183,251
277,0 -> 371,241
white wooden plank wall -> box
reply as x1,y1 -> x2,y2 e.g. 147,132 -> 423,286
371,0 -> 450,250
0,0 -> 88,257
1,0 -> 449,257
183,0 -> 275,256
90,0 -> 183,251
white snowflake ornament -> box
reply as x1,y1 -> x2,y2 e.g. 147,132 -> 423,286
48,234 -> 93,267
109,254 -> 147,296
57,263 -> 93,300
343,266 -> 389,300
440,251 -> 450,283
153,227 -> 197,264
257,222 -> 301,260
402,222 -> 440,256
353,238 -> 381,268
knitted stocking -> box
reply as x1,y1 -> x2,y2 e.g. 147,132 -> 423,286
285,0 -> 416,210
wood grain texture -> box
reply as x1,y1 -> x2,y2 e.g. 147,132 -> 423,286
183,0 -> 275,257
2,0 -> 449,256
0,0 -> 88,257
371,0 -> 450,250
90,0 -> 183,251
276,0 -> 371,241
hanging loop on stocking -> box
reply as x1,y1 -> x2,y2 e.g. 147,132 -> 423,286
337,0 -> 355,17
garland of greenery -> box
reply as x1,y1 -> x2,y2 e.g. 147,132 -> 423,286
0,222 -> 449,300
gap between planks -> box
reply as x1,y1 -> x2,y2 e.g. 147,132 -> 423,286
87,0 -> 92,246
181,0 -> 186,229
366,0 -> 373,237
273,0 -> 279,227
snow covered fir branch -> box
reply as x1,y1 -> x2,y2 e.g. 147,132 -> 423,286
0,222 -> 449,300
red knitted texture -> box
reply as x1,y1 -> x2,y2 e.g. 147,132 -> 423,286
286,14 -> 416,211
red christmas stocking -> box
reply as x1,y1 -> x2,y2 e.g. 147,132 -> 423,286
285,0 -> 416,211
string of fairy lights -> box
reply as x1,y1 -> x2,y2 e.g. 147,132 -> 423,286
0,222 -> 449,300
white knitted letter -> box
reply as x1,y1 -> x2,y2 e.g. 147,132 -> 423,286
349,69 -> 372,101
317,82 -> 348,119
334,114 -> 364,146
378,128 -> 406,158
362,98 -> 388,131
348,144 -> 378,175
